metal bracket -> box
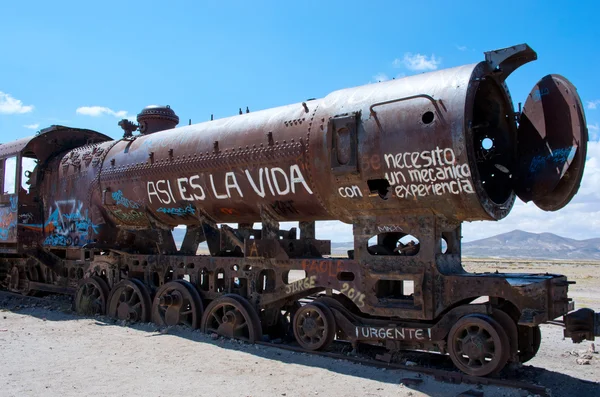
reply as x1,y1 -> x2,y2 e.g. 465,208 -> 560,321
330,112 -> 359,175
369,94 -> 447,133
484,44 -> 537,82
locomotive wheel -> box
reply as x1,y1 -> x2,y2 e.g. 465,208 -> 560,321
492,309 -> 519,361
107,279 -> 152,323
174,279 -> 205,317
202,295 -> 262,343
293,301 -> 336,351
517,325 -> 541,363
447,314 -> 510,376
152,281 -> 202,329
74,276 -> 110,316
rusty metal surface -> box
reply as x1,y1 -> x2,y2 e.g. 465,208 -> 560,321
0,126 -> 112,163
515,74 -> 588,210
0,136 -> 33,158
0,43 -> 597,378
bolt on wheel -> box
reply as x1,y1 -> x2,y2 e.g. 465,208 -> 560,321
201,295 -> 262,342
75,276 -> 110,316
152,280 -> 202,328
107,279 -> 152,323
293,302 -> 336,351
447,314 -> 510,376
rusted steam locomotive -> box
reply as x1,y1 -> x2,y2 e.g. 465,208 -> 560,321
1,44 -> 598,376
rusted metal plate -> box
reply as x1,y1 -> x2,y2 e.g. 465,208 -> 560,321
0,136 -> 32,158
515,74 -> 587,210
0,126 -> 112,163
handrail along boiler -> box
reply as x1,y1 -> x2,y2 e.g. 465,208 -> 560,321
0,44 -> 598,376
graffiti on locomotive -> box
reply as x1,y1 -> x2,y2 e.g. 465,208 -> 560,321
355,326 -> 431,341
0,203 -> 17,241
285,275 -> 317,294
19,199 -> 100,246
147,164 -> 313,204
384,146 -> 474,199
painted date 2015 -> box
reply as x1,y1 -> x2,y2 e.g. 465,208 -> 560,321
341,283 -> 365,308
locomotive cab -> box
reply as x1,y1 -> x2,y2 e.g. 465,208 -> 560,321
0,127 -> 112,255
0,141 -> 38,251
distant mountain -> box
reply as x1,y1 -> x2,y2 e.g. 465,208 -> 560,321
462,230 -> 600,260
172,227 -> 600,260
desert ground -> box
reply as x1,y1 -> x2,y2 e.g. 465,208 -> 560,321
0,259 -> 599,397
463,259 -> 600,312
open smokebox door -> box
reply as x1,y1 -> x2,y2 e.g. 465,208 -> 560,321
514,74 -> 588,211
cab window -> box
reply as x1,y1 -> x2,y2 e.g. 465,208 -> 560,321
21,157 -> 37,193
3,156 -> 16,195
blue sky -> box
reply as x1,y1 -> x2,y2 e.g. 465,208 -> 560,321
1,0 -> 599,242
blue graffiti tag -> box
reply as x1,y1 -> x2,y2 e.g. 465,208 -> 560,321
43,234 -> 72,246
532,87 -> 550,102
9,196 -> 18,212
111,190 -> 141,209
0,205 -> 17,241
157,204 -> 196,216
528,146 -> 577,174
0,219 -> 17,240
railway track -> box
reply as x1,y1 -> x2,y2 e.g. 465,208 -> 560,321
255,341 -> 549,396
0,290 -> 551,396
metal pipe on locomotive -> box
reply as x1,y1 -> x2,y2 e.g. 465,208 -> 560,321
0,44 -> 597,377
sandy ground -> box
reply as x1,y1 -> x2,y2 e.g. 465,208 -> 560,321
0,259 -> 599,397
0,309 -> 530,397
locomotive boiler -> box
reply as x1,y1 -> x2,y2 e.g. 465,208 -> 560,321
0,43 -> 598,377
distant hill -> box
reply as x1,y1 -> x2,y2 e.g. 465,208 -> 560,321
172,227 -> 600,260
462,230 -> 600,260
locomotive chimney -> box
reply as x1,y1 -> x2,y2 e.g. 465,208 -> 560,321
137,105 -> 179,135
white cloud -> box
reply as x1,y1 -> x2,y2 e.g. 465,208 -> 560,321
0,91 -> 34,114
23,123 -> 39,130
394,53 -> 441,71
372,73 -> 389,82
76,106 -> 128,118
587,100 -> 600,110
588,123 -> 599,141
455,44 -> 468,51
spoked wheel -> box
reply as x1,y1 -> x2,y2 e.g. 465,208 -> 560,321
517,325 -> 541,363
152,280 -> 203,328
293,302 -> 336,351
74,276 -> 110,316
202,295 -> 262,342
447,314 -> 510,376
174,279 -> 204,315
107,279 -> 152,323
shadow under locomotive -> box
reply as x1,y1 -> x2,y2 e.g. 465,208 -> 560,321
2,301 -> 599,397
